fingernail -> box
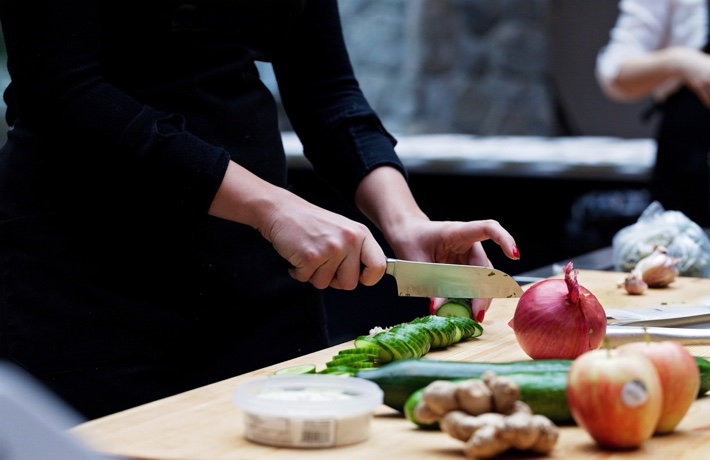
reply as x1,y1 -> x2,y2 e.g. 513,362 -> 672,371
476,309 -> 485,322
512,245 -> 520,259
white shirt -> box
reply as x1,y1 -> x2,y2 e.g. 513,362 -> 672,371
596,0 -> 708,101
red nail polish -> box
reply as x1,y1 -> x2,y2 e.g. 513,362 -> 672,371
476,309 -> 485,322
512,245 -> 520,259
429,299 -> 437,315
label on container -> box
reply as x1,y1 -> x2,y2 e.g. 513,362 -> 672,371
244,413 -> 337,448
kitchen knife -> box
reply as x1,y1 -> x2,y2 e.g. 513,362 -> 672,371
606,305 -> 710,327
605,326 -> 710,346
385,258 -> 523,299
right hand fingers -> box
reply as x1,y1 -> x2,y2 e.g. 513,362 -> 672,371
358,237 -> 387,287
287,232 -> 386,291
326,236 -> 386,290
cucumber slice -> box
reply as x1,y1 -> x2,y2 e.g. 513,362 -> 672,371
372,332 -> 415,360
338,346 -> 381,357
354,335 -> 393,363
471,321 -> 484,338
449,325 -> 463,344
318,365 -> 356,376
412,316 -> 458,348
372,334 -> 408,361
435,299 -> 472,319
409,317 -> 445,348
392,329 -> 428,357
451,319 -> 475,339
447,316 -> 483,339
389,323 -> 432,357
326,354 -> 375,367
349,360 -> 378,369
273,364 -> 317,375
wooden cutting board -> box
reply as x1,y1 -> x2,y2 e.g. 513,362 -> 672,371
71,270 -> 710,460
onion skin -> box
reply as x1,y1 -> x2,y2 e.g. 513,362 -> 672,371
508,262 -> 607,360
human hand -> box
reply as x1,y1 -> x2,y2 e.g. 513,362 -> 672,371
385,218 -> 519,322
260,193 -> 387,290
210,161 -> 386,290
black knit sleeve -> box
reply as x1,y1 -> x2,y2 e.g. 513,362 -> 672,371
0,0 -> 230,216
272,0 -> 407,203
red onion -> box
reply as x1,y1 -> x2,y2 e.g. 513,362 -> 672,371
508,262 -> 606,359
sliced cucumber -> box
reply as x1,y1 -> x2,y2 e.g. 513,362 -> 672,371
435,299 -> 472,319
326,354 -> 375,368
447,316 -> 483,339
318,365 -> 356,376
373,332 -> 416,360
409,317 -> 449,348
410,318 -> 444,348
411,316 -> 458,348
354,335 -> 393,362
388,323 -> 432,357
450,325 -> 463,344
273,364 -> 317,375
338,346 -> 381,357
342,315 -> 484,370
348,360 -> 378,369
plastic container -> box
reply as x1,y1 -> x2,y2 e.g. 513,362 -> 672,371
233,374 -> 383,448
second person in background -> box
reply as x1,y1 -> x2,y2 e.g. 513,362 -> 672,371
596,0 -> 710,228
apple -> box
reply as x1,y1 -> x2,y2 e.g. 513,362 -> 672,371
566,348 -> 663,449
616,340 -> 700,434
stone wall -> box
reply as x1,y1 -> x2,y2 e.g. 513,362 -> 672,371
338,0 -> 554,136
0,1 -> 556,140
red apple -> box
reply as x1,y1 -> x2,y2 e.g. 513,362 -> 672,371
616,340 -> 700,434
567,348 -> 663,449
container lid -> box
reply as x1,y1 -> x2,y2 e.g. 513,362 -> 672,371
233,375 -> 383,417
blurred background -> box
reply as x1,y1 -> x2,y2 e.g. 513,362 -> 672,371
0,0 -> 660,343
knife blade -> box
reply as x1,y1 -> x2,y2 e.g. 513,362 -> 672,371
606,305 -> 710,327
605,326 -> 710,346
384,258 -> 523,299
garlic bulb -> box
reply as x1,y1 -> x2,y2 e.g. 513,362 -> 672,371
619,269 -> 647,295
634,245 -> 679,288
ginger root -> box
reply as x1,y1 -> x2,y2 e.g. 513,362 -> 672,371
421,379 -> 461,416
414,372 -> 559,459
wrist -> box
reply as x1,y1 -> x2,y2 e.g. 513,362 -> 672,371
208,161 -> 283,231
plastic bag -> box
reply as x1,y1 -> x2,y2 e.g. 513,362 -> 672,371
612,201 -> 710,278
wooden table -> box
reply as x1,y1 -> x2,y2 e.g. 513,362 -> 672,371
71,270 -> 710,459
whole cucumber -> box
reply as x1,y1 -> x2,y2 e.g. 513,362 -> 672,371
356,358 -> 573,413
403,372 -> 572,426
356,356 -> 710,425
696,356 -> 710,395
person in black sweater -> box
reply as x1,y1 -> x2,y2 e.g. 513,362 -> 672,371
0,1 -> 520,419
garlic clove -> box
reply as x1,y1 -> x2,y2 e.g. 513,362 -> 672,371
619,270 -> 647,295
634,246 -> 679,288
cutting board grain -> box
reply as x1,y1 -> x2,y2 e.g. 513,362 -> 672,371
71,270 -> 710,459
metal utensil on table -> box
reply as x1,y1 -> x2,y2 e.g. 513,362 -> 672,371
606,305 -> 710,327
605,304 -> 710,346
384,258 -> 523,299
605,326 -> 710,346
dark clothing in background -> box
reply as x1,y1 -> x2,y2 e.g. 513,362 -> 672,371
651,3 -> 710,228
653,88 -> 710,228
0,0 -> 405,419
